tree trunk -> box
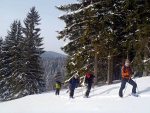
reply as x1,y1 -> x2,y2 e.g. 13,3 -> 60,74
94,47 -> 98,85
143,43 -> 149,76
111,56 -> 113,81
127,50 -> 129,60
107,53 -> 113,84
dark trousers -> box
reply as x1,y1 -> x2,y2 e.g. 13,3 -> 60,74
85,83 -> 92,97
119,78 -> 137,97
56,88 -> 60,95
70,89 -> 74,98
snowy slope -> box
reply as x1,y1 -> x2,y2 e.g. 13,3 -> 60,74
0,76 -> 150,113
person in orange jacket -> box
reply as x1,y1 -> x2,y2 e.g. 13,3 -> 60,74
119,59 -> 138,97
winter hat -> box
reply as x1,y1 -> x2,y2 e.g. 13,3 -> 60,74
86,72 -> 91,78
125,59 -> 130,63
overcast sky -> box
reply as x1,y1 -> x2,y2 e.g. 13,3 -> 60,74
0,0 -> 77,54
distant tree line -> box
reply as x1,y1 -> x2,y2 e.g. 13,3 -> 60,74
56,0 -> 150,84
41,57 -> 66,91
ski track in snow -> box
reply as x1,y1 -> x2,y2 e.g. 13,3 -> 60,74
0,76 -> 150,113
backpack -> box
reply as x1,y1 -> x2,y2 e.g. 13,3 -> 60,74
122,65 -> 134,75
58,81 -> 61,88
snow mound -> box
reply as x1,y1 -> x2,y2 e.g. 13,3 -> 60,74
0,76 -> 150,113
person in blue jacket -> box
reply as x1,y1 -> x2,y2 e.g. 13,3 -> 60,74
69,74 -> 79,99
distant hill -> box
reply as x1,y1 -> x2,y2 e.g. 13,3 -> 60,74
41,51 -> 67,58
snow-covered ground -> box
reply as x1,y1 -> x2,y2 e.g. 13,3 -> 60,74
0,76 -> 150,113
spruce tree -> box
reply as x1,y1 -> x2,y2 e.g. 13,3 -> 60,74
56,0 -> 105,84
0,37 -> 2,78
0,21 -> 19,100
22,7 -> 45,95
6,20 -> 26,99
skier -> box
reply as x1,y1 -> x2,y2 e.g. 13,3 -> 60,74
55,81 -> 61,95
84,72 -> 95,98
69,74 -> 79,99
119,59 -> 138,97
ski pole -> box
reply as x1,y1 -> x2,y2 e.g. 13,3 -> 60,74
81,82 -> 85,96
81,86 -> 83,96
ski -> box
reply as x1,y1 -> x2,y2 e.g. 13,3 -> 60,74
129,93 -> 140,97
123,93 -> 140,98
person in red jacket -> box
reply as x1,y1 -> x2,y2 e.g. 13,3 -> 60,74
119,59 -> 138,97
84,72 -> 95,98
